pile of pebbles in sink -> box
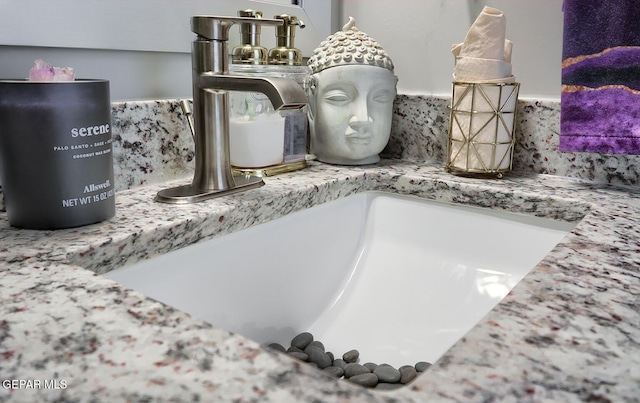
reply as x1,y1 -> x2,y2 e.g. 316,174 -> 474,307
267,332 -> 431,389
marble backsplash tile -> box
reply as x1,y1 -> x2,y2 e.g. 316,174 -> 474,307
386,95 -> 640,186
515,100 -> 640,185
109,95 -> 640,190
2,94 -> 638,214
110,100 -> 194,191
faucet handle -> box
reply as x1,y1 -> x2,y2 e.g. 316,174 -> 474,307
191,15 -> 284,41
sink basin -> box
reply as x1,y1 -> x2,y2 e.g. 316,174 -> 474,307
105,191 -> 576,368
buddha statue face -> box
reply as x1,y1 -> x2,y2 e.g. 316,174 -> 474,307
307,65 -> 396,165
306,17 -> 397,165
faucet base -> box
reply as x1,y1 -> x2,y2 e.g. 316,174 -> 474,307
155,175 -> 264,204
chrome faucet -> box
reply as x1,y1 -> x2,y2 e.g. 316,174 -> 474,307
156,16 -> 308,204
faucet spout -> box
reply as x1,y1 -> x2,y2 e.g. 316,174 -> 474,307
155,15 -> 308,204
198,73 -> 307,111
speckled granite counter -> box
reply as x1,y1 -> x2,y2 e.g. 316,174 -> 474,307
1,97 -> 639,402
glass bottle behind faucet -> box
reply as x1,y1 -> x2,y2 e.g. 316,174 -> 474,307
228,11 -> 309,175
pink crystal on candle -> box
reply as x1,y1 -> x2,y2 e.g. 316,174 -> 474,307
28,59 -> 75,81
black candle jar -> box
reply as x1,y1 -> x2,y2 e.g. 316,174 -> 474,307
0,79 -> 115,229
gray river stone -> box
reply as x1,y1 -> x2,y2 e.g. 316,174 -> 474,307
344,363 -> 370,378
415,361 -> 432,372
349,373 -> 379,387
307,340 -> 325,351
400,366 -> 418,384
305,345 -> 332,369
363,362 -> 378,372
291,332 -> 313,350
342,349 -> 359,363
323,366 -> 345,378
374,365 -> 401,383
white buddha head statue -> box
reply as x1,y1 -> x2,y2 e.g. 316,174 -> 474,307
306,17 -> 397,165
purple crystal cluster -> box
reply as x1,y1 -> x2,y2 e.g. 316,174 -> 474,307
28,59 -> 75,82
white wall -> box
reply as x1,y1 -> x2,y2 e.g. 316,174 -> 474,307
0,0 -> 563,101
0,46 -> 195,101
0,0 -> 339,102
339,0 -> 564,100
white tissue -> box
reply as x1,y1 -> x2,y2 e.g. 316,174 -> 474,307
451,6 -> 513,83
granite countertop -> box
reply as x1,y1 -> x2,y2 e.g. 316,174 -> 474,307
1,159 -> 639,402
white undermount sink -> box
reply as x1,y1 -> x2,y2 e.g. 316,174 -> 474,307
105,191 -> 577,368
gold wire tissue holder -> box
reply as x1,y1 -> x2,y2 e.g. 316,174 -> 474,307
446,81 -> 520,178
